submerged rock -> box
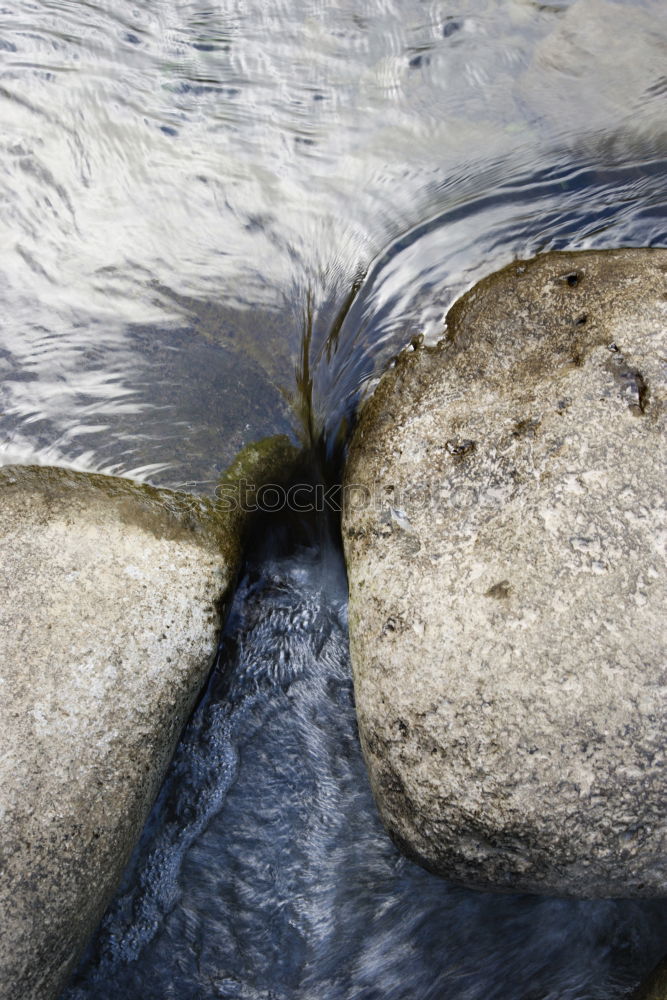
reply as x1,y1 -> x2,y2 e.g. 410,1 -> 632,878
343,248 -> 667,897
0,465 -> 240,1000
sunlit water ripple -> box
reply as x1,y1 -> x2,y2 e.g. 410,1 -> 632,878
1,0 -> 665,484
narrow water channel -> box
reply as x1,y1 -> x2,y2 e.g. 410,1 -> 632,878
1,0 -> 666,996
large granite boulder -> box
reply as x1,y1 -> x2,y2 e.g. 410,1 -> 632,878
343,248 -> 667,897
0,465 -> 240,1000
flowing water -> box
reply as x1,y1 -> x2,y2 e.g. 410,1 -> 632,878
2,0 -> 665,483
1,0 -> 666,996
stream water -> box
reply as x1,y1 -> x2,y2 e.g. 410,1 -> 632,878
1,0 -> 666,996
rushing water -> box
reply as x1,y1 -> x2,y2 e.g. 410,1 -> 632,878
2,0 -> 666,996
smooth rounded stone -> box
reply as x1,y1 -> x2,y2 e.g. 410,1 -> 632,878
343,248 -> 667,898
0,465 -> 241,1000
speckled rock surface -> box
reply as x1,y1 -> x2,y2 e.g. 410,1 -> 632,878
343,248 -> 667,898
0,465 -> 240,1000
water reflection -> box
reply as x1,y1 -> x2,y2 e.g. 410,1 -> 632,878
0,0 -> 664,485
318,155 -> 667,444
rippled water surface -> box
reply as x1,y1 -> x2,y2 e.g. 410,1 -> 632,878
3,0 -> 667,996
1,0 -> 665,483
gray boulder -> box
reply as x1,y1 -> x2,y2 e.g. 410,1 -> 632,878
343,248 -> 667,897
0,465 -> 240,1000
